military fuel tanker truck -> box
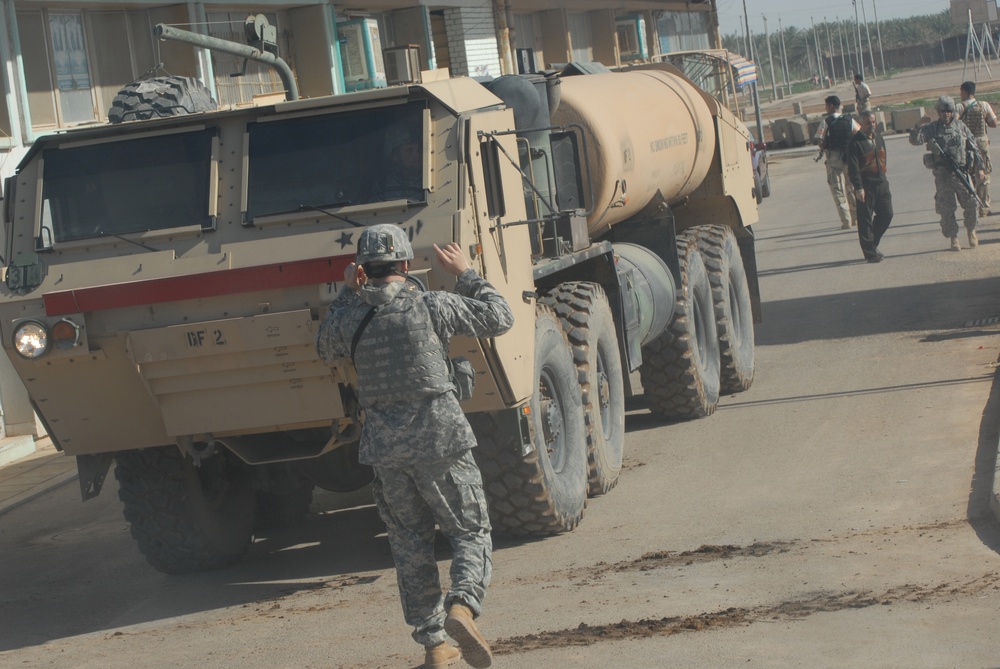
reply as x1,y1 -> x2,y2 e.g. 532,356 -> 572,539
0,25 -> 761,573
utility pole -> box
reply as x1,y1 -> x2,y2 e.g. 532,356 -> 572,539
742,0 -> 764,149
740,15 -> 748,58
763,14 -> 778,99
812,17 -> 823,82
853,0 -> 865,79
872,0 -> 887,75
860,0 -> 877,79
837,21 -> 848,79
825,17 -> 837,84
778,17 -> 792,96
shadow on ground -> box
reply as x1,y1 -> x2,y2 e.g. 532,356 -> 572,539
757,275 -> 1000,345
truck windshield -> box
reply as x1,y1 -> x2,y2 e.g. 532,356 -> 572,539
246,101 -> 426,222
40,129 -> 215,243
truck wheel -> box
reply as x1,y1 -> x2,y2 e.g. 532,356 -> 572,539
108,76 -> 217,124
695,226 -> 755,393
540,282 -> 625,496
753,171 -> 763,204
761,170 -> 771,198
470,306 -> 588,535
115,445 -> 255,573
639,232 -> 721,418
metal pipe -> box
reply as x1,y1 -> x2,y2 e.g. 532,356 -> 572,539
154,23 -> 299,101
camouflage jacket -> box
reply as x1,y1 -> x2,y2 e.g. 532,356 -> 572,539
316,268 -> 514,466
909,118 -> 983,172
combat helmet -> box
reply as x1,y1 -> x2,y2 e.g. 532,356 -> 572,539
935,95 -> 956,112
355,224 -> 413,264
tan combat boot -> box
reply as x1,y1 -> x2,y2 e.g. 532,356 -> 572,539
444,603 -> 493,668
968,229 -> 979,248
424,642 -> 460,669
950,236 -> 962,251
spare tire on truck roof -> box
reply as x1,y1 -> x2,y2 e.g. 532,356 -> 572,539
108,75 -> 217,124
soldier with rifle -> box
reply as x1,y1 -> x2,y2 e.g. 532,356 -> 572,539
910,95 -> 985,251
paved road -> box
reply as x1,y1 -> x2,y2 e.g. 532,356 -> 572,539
2,136 -> 1000,668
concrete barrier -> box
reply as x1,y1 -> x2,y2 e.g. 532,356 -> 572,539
891,107 -> 925,132
787,118 -> 810,145
771,118 -> 790,146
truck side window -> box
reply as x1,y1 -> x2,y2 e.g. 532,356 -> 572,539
480,136 -> 506,219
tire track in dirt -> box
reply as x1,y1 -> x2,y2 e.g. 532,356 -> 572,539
492,573 -> 1000,654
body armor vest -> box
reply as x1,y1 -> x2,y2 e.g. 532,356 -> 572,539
961,101 -> 987,137
824,114 -> 853,152
930,122 -> 969,169
352,289 -> 452,406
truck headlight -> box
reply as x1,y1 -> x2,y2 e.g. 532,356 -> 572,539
13,321 -> 49,359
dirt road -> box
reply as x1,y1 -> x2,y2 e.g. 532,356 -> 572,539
761,60 -> 1000,119
2,138 -> 1000,668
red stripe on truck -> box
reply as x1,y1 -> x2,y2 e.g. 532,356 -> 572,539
43,256 -> 354,316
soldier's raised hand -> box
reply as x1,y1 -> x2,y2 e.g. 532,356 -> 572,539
433,242 -> 471,276
345,262 -> 367,291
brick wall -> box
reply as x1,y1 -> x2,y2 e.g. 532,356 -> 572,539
443,5 -> 502,78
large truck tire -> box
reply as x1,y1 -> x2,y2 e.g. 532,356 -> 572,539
108,76 -> 217,124
639,231 -> 721,418
540,282 -> 625,496
115,445 -> 255,573
470,306 -> 588,535
695,225 -> 755,393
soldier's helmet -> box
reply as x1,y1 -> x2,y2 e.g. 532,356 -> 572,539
355,224 -> 413,264
935,95 -> 956,112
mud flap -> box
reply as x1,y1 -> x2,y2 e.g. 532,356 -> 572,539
77,453 -> 114,501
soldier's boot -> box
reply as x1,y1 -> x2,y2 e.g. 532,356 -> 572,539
424,642 -> 461,669
968,229 -> 979,248
444,604 -> 492,668
950,236 -> 962,251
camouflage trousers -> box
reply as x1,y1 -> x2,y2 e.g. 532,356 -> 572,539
825,152 -> 857,227
974,136 -> 991,212
372,448 -> 492,647
933,168 -> 978,238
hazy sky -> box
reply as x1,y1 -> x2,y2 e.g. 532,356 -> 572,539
717,0 -> 956,38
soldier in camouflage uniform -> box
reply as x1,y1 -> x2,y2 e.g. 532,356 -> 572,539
957,81 -> 997,217
317,224 -> 513,669
909,96 -> 986,251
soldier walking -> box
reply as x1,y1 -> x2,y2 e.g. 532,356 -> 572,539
910,96 -> 985,251
847,110 -> 893,263
956,81 -> 997,217
815,95 -> 860,229
317,224 -> 514,669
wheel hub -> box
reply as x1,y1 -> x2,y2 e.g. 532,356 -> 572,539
539,397 -> 562,445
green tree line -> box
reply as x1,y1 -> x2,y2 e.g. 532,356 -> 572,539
722,10 -> 961,83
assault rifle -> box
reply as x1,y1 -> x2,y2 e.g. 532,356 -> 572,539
928,136 -> 986,210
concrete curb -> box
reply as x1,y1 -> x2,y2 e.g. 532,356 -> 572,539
0,435 -> 37,467
0,468 -> 77,518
